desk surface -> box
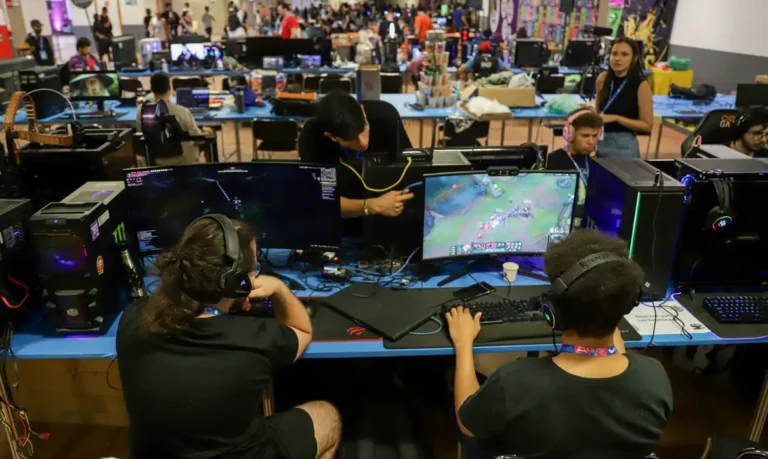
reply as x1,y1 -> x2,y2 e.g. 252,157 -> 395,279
1,94 -> 736,126
118,69 -> 251,77
11,263 -> 767,360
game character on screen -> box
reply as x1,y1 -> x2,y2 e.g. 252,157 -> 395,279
117,217 -> 341,459
178,44 -> 200,63
299,90 -> 414,224
446,230 -> 672,459
69,73 -> 115,97
730,108 -> 768,158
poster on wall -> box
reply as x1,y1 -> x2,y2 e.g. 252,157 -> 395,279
515,0 -> 598,50
608,0 -> 624,36
47,0 -> 73,34
618,0 -> 678,69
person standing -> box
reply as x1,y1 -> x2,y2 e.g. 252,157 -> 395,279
150,11 -> 168,48
144,9 -> 153,38
162,3 -> 180,41
277,2 -> 300,39
24,20 -> 54,66
595,37 -> 653,158
202,6 -> 215,40
92,13 -> 110,61
227,1 -> 247,38
178,11 -> 199,36
453,4 -> 467,29
414,6 -> 433,43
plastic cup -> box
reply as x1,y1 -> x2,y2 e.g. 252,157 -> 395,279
503,262 -> 519,283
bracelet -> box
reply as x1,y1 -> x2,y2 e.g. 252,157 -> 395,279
363,199 -> 370,216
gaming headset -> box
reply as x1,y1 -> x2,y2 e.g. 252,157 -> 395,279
731,110 -> 754,142
705,176 -> 736,232
669,84 -> 717,103
180,214 -> 253,302
563,108 -> 603,144
531,251 -> 642,330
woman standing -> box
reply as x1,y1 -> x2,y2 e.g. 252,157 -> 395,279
595,37 -> 653,158
92,13 -> 110,61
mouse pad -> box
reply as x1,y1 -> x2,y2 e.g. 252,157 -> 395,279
676,293 -> 768,339
384,318 -> 641,350
307,300 -> 381,342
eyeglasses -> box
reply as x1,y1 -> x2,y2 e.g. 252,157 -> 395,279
748,130 -> 767,139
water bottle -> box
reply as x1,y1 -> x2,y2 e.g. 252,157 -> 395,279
161,58 -> 169,73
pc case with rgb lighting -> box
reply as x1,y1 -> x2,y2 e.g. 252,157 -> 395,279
29,182 -> 139,333
584,158 -> 685,299
672,158 -> 768,287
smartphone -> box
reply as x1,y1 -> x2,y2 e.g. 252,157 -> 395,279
407,103 -> 425,111
452,282 -> 495,302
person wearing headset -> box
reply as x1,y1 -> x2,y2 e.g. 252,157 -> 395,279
117,216 -> 341,459
445,230 -> 673,459
299,90 -> 414,225
596,37 -> 653,158
730,109 -> 768,158
458,41 -> 508,81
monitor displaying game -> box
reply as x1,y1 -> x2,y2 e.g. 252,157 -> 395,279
422,171 -> 578,260
69,72 -> 120,99
124,163 -> 340,252
171,43 -> 206,63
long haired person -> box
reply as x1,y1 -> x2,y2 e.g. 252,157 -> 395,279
117,216 -> 341,459
595,37 -> 653,158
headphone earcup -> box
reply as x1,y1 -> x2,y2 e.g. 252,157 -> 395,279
537,295 -> 559,329
223,271 -> 253,298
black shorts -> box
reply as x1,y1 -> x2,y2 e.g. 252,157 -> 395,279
265,408 -> 317,459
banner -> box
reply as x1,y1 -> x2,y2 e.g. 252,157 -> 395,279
618,0 -> 679,69
516,0 -> 599,50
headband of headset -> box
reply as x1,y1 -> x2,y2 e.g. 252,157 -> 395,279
550,251 -> 629,296
563,109 -> 601,142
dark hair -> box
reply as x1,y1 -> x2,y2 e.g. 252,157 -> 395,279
142,218 -> 257,335
102,6 -> 108,13
543,230 -> 644,338
146,8 -> 151,15
568,108 -> 603,131
597,37 -> 644,112
733,108 -> 768,140
316,90 -> 365,141
150,72 -> 171,95
76,37 -> 91,50
30,19 -> 41,28
515,27 -> 528,39
278,2 -> 290,10
417,6 -> 425,12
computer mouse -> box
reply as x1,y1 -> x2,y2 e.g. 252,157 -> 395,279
305,303 -> 316,318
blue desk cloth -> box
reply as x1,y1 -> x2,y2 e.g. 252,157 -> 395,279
11,261 -> 768,360
117,69 -> 251,78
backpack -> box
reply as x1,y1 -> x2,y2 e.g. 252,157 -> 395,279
228,10 -> 242,31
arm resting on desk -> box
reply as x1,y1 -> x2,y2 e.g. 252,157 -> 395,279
273,283 -> 313,361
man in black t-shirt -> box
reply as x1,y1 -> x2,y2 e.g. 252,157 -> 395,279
299,91 -> 414,222
117,217 -> 341,459
730,108 -> 768,158
446,230 -> 673,459
24,20 -> 54,66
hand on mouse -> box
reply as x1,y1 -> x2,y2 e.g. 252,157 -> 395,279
445,306 -> 482,350
368,189 -> 414,217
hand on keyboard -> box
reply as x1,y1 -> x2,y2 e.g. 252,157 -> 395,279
444,298 -> 545,325
445,306 -> 482,348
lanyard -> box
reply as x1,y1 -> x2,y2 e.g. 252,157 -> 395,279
340,146 -> 361,160
202,307 -> 227,316
603,78 -> 628,113
559,344 -> 619,357
565,147 -> 589,187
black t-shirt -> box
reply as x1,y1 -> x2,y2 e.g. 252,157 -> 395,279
116,301 -> 299,458
598,75 -> 643,135
25,34 -> 54,66
751,148 -> 768,158
459,354 -> 673,459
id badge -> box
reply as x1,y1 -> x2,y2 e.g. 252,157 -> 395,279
39,50 -> 49,61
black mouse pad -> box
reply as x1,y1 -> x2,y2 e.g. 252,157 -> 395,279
676,293 -> 768,339
384,318 -> 641,350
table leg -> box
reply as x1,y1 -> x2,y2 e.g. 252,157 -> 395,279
419,120 -> 424,148
654,119 -> 664,159
500,120 -> 506,146
749,368 -> 768,442
527,120 -> 534,142
234,121 -> 242,161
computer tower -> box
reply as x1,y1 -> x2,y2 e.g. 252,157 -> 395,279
30,182 -> 138,333
363,150 -> 472,257
672,158 -> 768,287
18,127 -> 134,210
111,35 -> 138,69
584,158 -> 685,299
19,67 -> 67,119
691,144 -> 750,159
0,199 -> 39,323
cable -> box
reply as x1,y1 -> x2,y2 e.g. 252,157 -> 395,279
106,357 -> 122,392
0,275 -> 29,309
650,171 -> 664,285
23,88 -> 78,123
409,315 -> 443,335
340,156 -> 413,192
394,245 -> 420,274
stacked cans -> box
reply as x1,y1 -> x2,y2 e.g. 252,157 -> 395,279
415,30 -> 458,109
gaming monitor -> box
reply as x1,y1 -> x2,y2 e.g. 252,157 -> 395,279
69,71 -> 120,100
422,170 -> 578,260
124,162 -> 340,252
171,43 -> 207,64
299,55 -> 322,67
561,38 -> 597,68
735,83 -> 768,109
514,39 -> 549,68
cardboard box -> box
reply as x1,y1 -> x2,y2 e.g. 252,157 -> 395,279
462,85 -> 536,108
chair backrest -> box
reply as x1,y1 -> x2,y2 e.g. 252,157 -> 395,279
681,109 -> 739,156
381,73 -> 402,94
172,77 -> 207,91
304,75 -> 322,92
319,78 -> 352,94
120,78 -> 144,95
252,119 -> 299,153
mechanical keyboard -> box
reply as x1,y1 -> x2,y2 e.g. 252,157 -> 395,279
189,107 -> 209,115
444,298 -> 545,325
703,295 -> 768,324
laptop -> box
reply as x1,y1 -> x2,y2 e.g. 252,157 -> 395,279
322,284 -> 446,341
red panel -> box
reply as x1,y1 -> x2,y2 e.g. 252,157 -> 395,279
0,26 -> 12,60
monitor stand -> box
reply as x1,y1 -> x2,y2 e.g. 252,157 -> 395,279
436,257 -> 501,286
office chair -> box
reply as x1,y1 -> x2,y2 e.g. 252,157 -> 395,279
172,76 -> 208,92
304,75 -> 322,92
681,109 -> 739,157
441,118 -> 490,147
119,78 -> 145,98
381,73 -> 403,94
252,119 -> 299,160
702,436 -> 768,459
319,78 -> 353,94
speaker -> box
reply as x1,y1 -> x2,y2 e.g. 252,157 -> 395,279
560,0 -> 575,14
